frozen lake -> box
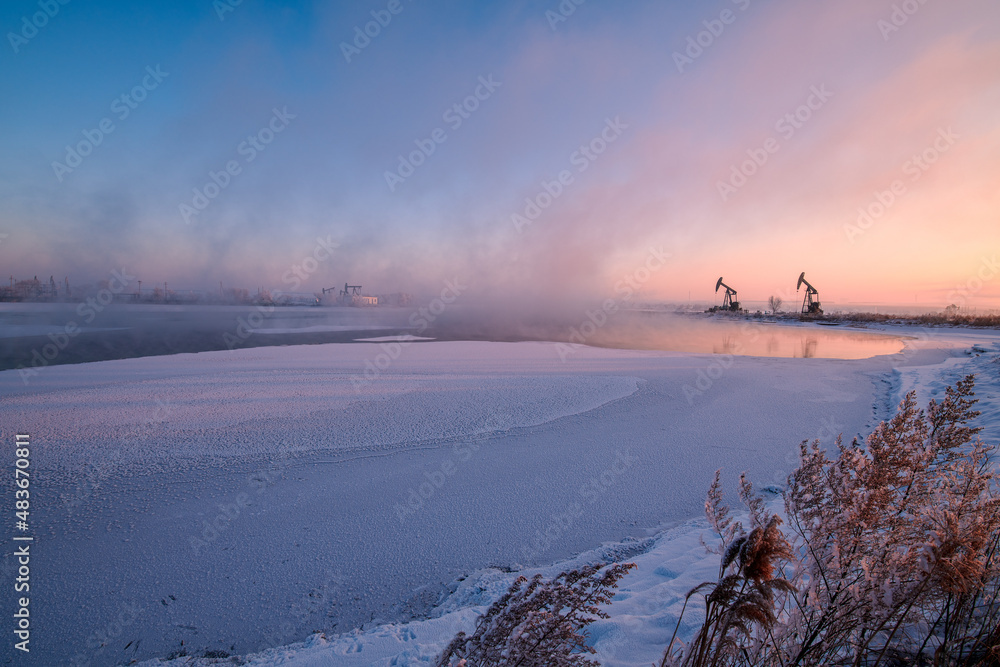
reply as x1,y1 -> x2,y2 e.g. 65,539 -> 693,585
0,335 -> 937,665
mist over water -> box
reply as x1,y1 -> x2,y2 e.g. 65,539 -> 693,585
426,306 -> 905,359
0,300 -> 905,371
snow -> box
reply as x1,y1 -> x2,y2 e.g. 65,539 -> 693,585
1,324 -> 996,666
880,328 -> 1000,428
9,350 -> 642,475
135,520 -> 720,667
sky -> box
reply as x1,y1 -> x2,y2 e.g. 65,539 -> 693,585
1,0 -> 998,309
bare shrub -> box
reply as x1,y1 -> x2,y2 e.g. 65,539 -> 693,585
664,375 -> 1000,667
826,312 -> 1000,328
437,562 -> 635,667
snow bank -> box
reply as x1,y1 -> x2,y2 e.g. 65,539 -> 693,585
135,517 -> 724,667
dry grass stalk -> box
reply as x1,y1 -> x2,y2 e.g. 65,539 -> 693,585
437,562 -> 635,667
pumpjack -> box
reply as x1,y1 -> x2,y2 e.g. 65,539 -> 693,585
796,272 -> 822,315
340,283 -> 363,299
322,283 -> 363,298
715,277 -> 740,312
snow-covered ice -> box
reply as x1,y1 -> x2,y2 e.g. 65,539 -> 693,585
1,325 -> 996,666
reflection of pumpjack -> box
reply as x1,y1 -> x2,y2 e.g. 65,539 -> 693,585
796,272 -> 822,315
714,335 -> 737,355
800,337 -> 818,358
715,277 -> 740,311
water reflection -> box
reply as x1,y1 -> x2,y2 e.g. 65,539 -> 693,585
591,313 -> 906,360
766,336 -> 779,356
714,335 -> 737,355
799,337 -> 818,359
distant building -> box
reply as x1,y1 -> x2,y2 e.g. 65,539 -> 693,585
318,283 -> 379,307
0,275 -> 60,301
376,292 -> 413,307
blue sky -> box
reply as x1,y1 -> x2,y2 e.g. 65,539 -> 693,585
2,0 -> 999,308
